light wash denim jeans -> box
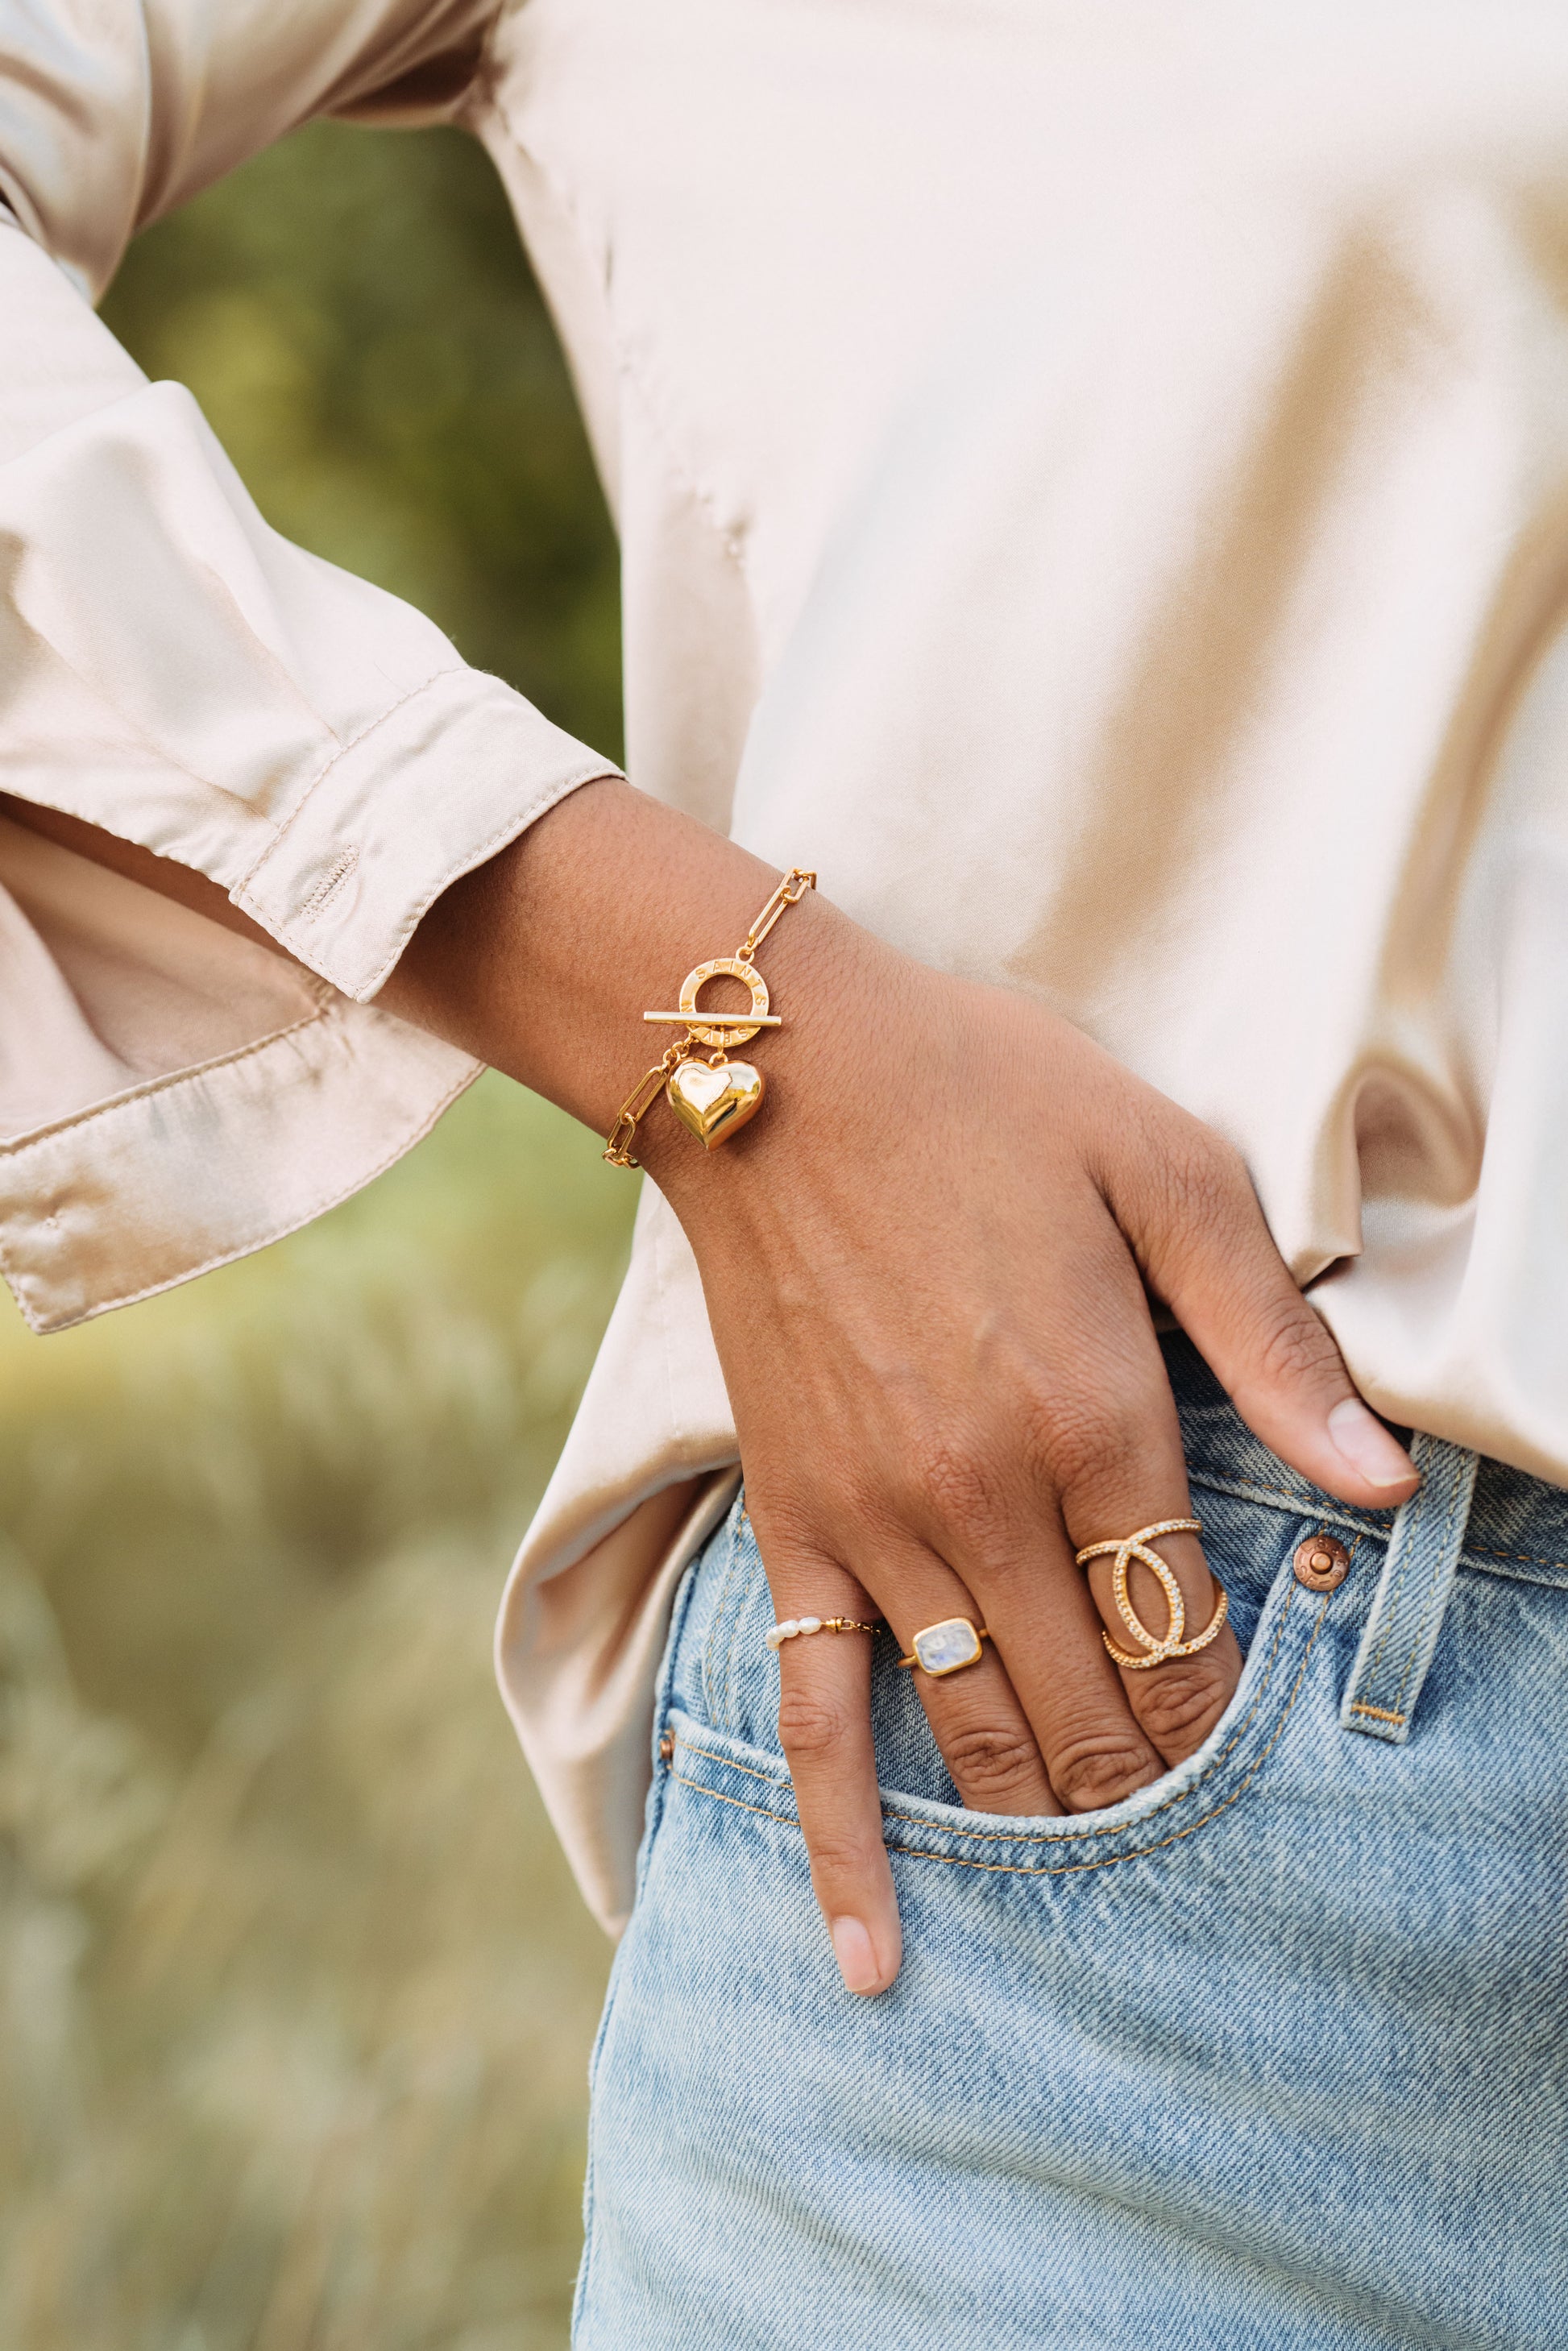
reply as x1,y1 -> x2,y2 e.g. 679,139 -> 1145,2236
575,1336 -> 1568,2349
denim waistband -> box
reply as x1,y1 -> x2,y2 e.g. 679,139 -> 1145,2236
1163,1333 -> 1568,1597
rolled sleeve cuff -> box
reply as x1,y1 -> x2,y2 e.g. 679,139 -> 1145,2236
232,665 -> 622,1001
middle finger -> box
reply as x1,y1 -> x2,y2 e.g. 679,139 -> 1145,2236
856,1533 -> 1062,1816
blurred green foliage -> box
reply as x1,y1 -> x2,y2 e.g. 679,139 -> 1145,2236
0,123 -> 633,2349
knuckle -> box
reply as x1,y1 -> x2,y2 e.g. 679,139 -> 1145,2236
801,1826 -> 878,1882
1132,1662 -> 1232,1751
749,1491 -> 836,1562
1173,1130 -> 1248,1213
919,1428 -> 1007,1534
940,1719 -> 1045,1807
1146,1131 -> 1252,1250
775,1686 -> 854,1767
1251,1299 -> 1342,1393
1050,1731 -> 1162,1813
1036,1391 -> 1146,1508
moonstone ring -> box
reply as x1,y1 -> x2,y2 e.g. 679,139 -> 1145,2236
896,1617 -> 991,1677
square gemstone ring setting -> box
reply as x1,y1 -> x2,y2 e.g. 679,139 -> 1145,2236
911,1617 -> 985,1676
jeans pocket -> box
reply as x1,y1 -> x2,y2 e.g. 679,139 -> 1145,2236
658,1494 -> 1367,1890
875,1494 -> 1369,1882
660,1478 -> 1378,1891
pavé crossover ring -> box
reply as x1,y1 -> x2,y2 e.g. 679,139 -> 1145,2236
1073,1516 -> 1228,1670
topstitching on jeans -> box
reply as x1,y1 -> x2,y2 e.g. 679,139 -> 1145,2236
1186,1465 -> 1392,1543
676,1581 -> 1291,1847
701,1508 -> 745,1734
675,1586 -> 1283,1844
1346,1443 -> 1475,1729
720,1519 -> 758,1735
1393,1457 -> 1475,1719
1467,1540 -> 1568,1573
878,1568 -> 1310,1846
1188,1462 -> 1568,1587
670,1609 -> 1328,1880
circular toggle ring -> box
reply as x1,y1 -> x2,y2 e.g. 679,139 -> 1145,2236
1073,1516 -> 1229,1671
678,957 -> 771,1050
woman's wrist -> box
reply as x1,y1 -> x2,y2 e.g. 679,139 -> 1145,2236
383,775 -> 886,1213
382,780 -> 785,1124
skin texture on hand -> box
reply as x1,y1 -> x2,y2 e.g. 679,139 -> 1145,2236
6,781 -> 1420,1992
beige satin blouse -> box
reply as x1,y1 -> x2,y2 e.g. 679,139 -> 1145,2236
6,0 -> 1568,1930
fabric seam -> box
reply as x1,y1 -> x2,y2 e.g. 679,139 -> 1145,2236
1388,1452 -> 1475,1717
1353,1505 -> 1419,1708
231,670 -> 467,893
1466,1540 -> 1568,1574
4,1051 -> 479,1329
1187,1465 -> 1392,1540
342,761 -> 619,997
703,1505 -> 743,1734
1190,1462 -> 1547,1587
0,995 -> 333,1154
1351,1443 -> 1470,1719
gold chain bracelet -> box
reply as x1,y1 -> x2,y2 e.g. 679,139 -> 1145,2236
603,869 -> 816,1167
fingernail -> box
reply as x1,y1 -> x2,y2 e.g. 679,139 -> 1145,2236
830,1917 -> 881,1995
1327,1398 -> 1417,1491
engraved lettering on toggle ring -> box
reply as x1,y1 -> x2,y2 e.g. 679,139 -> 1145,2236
667,957 -> 773,1051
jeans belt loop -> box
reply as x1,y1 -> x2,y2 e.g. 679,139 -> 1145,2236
1340,1432 -> 1479,1744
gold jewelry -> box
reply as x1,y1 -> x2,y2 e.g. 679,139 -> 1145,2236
604,869 -> 816,1167
897,1617 -> 992,1677
765,1614 -> 881,1652
1073,1517 -> 1228,1670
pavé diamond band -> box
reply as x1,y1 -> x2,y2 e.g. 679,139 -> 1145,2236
1073,1517 -> 1229,1670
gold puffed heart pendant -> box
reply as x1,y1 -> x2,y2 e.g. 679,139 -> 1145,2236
666,1056 -> 765,1149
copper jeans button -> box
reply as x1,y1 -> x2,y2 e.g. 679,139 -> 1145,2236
1294,1534 -> 1350,1590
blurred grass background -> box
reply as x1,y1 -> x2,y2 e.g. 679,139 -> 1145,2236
1,122 -> 633,2348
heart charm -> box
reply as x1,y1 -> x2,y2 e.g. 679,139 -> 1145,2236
666,1056 -> 765,1149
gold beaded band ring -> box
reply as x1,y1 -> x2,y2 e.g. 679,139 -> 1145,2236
604,869 -> 816,1167
765,1614 -> 880,1651
897,1617 -> 991,1677
1072,1517 -> 1229,1670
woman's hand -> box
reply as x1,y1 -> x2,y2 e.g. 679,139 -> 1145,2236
637,890 -> 1419,1997
21,778 -> 1418,1995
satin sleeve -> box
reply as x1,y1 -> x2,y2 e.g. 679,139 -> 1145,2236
0,1 -> 618,1002
0,2 -> 620,1333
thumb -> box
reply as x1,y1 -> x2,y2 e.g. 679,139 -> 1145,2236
1118,1131 -> 1418,1510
